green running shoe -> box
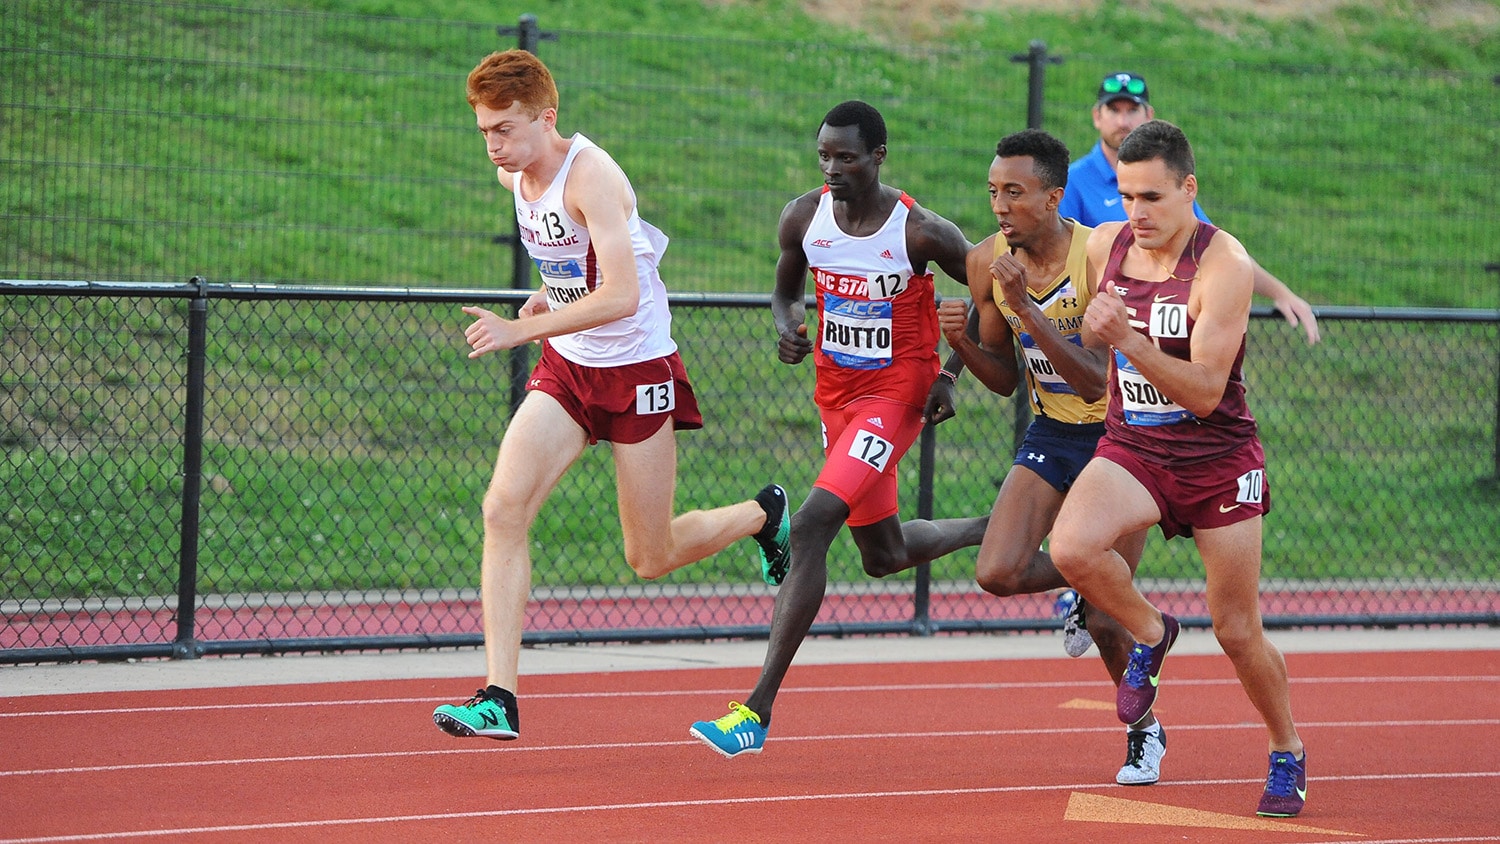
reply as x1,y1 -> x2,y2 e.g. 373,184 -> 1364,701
753,484 -> 791,585
433,687 -> 518,740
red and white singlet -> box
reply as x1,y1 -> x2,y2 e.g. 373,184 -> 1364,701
804,189 -> 938,409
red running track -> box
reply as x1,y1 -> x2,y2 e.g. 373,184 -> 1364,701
2,649 -> 1498,843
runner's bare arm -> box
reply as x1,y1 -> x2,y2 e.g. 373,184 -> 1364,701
769,191 -> 820,365
907,205 -> 973,286
1251,261 -> 1320,345
949,236 -> 1020,398
991,248 -> 1107,403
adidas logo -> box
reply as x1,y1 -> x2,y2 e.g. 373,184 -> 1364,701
736,732 -> 757,749
879,249 -> 894,259
866,416 -> 884,428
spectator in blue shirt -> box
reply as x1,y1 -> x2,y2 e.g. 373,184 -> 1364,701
1060,72 -> 1320,343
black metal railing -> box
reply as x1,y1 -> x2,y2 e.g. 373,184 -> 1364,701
3,280 -> 1496,663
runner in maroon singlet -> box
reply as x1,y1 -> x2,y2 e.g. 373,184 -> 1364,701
1050,120 -> 1308,818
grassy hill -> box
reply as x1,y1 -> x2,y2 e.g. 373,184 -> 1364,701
3,0 -> 1498,306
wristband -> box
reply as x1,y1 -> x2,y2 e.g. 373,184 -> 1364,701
938,369 -> 958,384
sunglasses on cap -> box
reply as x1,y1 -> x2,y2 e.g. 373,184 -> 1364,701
1098,73 -> 1149,103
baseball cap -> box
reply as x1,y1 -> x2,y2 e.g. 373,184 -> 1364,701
1096,71 -> 1149,106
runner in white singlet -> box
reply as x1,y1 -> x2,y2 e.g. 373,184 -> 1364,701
431,50 -> 793,744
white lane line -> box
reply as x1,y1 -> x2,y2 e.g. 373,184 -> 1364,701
2,675 -> 1496,718
0,772 -> 1496,843
3,718 -> 1498,778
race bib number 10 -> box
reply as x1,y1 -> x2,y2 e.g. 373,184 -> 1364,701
1150,301 -> 1189,339
1236,469 -> 1265,504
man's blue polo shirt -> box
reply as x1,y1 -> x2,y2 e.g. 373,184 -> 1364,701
1059,141 -> 1210,227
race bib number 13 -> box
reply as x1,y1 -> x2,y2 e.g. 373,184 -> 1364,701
636,381 -> 675,415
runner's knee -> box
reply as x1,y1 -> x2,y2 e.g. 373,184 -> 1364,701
974,554 -> 1031,596
621,533 -> 673,579
1048,534 -> 1086,580
860,548 -> 903,578
480,485 -> 528,537
1211,611 -> 1264,659
789,502 -> 843,552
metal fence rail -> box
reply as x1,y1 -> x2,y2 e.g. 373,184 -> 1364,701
3,280 -> 1496,663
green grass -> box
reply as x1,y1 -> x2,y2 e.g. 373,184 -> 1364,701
3,1 -> 1497,303
3,0 -> 1498,603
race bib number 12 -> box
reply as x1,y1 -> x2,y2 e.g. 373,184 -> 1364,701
847,428 -> 893,472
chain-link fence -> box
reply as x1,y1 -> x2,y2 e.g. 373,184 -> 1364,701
3,281 -> 1497,662
3,3 -> 1498,661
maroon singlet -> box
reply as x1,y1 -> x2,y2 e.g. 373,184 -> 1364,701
1098,222 -> 1258,467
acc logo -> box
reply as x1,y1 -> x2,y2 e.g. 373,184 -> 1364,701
811,239 -> 833,248
837,299 -> 887,318
535,259 -> 582,278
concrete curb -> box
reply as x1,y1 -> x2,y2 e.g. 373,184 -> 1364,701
4,625 -> 1497,698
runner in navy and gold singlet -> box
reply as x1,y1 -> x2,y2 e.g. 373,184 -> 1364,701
907,129 -> 1171,786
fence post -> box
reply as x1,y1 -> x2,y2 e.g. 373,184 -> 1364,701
497,14 -> 560,413
1005,41 -> 1063,449
912,423 -> 936,635
173,277 -> 209,659
1010,39 -> 1061,131
1487,262 -> 1500,486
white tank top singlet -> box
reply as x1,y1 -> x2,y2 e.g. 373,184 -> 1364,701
512,134 -> 676,366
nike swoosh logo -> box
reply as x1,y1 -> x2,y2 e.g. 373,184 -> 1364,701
1104,197 -> 1121,207
1219,503 -> 1242,513
1297,787 -> 1307,799
1154,294 -> 1177,302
